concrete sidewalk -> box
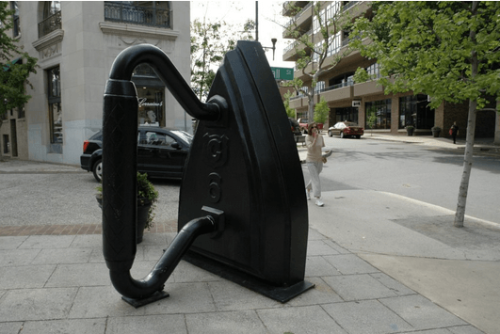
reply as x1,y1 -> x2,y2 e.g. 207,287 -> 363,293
0,159 -> 497,333
361,133 -> 500,156
297,132 -> 500,159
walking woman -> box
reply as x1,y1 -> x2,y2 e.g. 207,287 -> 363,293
305,122 -> 325,207
450,122 -> 459,144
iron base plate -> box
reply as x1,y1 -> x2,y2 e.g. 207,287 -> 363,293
121,290 -> 170,308
183,251 -> 314,303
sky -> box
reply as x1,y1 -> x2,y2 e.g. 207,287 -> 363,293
190,1 -> 293,69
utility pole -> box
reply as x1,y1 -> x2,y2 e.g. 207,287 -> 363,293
255,1 -> 259,42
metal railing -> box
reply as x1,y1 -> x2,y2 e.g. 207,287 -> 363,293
104,2 -> 171,28
343,1 -> 359,11
285,2 -> 313,29
38,11 -> 61,38
315,81 -> 354,94
289,81 -> 353,100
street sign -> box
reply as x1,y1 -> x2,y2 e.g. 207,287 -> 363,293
271,67 -> 294,81
352,100 -> 361,107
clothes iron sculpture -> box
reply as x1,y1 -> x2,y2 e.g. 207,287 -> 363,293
102,41 -> 313,307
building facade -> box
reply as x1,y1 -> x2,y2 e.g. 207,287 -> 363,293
282,1 -> 498,139
1,1 -> 191,165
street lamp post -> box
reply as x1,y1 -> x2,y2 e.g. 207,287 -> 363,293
255,2 -> 277,60
262,38 -> 278,61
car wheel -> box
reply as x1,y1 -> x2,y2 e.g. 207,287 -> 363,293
356,135 -> 361,139
92,158 -> 103,183
340,131 -> 344,139
328,130 -> 333,137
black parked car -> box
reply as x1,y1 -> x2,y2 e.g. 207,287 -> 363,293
80,126 -> 193,182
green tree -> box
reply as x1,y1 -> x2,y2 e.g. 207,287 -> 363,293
366,106 -> 377,136
0,2 -> 37,161
314,96 -> 329,125
283,91 -> 296,118
353,67 -> 370,84
282,2 -> 353,123
351,1 -> 500,227
190,18 -> 254,102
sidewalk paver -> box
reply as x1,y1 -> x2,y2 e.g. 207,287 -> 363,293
0,155 -> 496,333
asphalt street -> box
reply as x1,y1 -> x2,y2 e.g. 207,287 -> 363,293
316,135 -> 500,224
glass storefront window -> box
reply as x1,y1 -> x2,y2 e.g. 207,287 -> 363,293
138,88 -> 164,126
47,66 -> 62,143
133,63 -> 165,127
334,107 -> 358,124
399,94 -> 434,129
365,99 -> 391,129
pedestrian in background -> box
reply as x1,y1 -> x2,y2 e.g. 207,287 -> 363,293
450,122 -> 459,144
305,122 -> 325,207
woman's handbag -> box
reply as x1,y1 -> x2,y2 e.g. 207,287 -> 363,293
449,128 -> 453,135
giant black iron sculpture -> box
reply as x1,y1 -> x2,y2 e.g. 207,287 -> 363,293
102,41 -> 312,307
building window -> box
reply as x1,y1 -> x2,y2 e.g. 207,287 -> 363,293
17,104 -> 25,119
327,32 -> 341,57
399,94 -> 434,129
328,72 -> 354,89
2,135 -> 9,154
104,1 -> 171,28
38,1 -> 61,38
132,64 -> 166,127
312,41 -> 322,63
47,66 -> 62,144
334,107 -> 358,124
366,63 -> 381,79
326,1 -> 342,19
10,1 -> 20,37
365,99 -> 391,129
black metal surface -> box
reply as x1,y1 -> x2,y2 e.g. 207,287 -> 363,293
122,291 -> 169,308
102,44 -> 222,305
102,41 -> 311,305
107,216 -> 215,300
178,40 -> 311,298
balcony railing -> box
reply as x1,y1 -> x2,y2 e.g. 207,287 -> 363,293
322,81 -> 353,92
285,2 -> 313,29
38,11 -> 62,38
284,41 -> 298,54
343,1 -> 359,11
104,2 -> 171,28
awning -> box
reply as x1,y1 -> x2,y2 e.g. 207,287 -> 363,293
2,57 -> 22,72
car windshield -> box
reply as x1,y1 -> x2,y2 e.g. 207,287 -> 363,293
171,130 -> 193,145
334,123 -> 346,129
345,122 -> 358,127
90,131 -> 103,140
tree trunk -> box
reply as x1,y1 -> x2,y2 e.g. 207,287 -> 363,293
454,98 -> 477,227
308,91 -> 315,124
454,4 -> 478,227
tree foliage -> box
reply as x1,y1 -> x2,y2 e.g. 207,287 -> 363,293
0,2 -> 38,161
283,91 -> 296,118
282,2 -> 353,122
366,105 -> 377,136
190,18 -> 254,101
353,67 -> 370,84
351,1 -> 500,110
351,1 -> 500,226
314,96 -> 329,124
